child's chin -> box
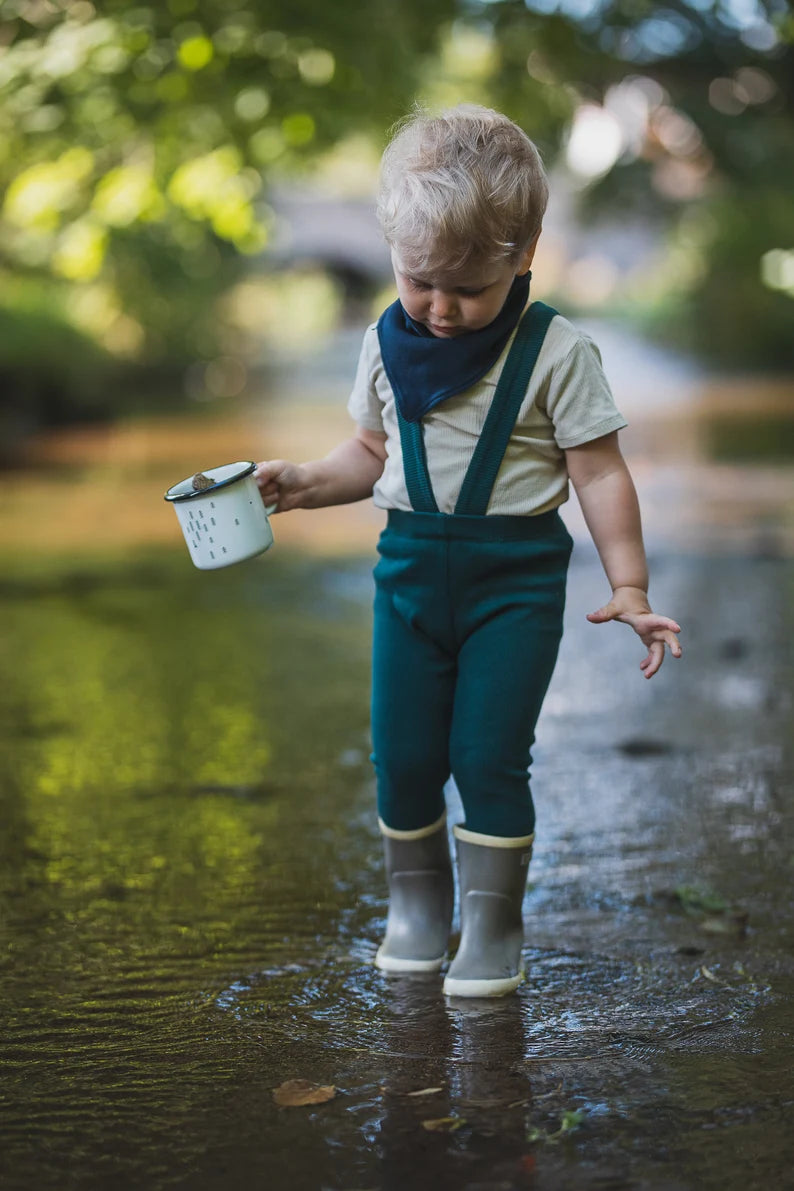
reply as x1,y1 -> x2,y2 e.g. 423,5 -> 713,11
427,323 -> 464,338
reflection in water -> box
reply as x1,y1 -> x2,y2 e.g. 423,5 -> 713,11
375,984 -> 535,1191
1,374 -> 793,1188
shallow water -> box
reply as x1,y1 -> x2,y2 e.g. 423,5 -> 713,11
3,332 -> 794,1188
1,532 -> 792,1190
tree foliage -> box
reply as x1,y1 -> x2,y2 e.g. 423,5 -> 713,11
476,0 -> 794,365
0,0 -> 792,408
0,0 -> 456,364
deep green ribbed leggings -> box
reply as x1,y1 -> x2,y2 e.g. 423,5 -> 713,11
371,507 -> 572,837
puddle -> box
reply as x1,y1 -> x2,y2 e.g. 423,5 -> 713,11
0,540 -> 791,1190
1,354 -> 793,1190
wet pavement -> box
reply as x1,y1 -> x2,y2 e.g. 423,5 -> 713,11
1,350 -> 793,1189
1,531 -> 792,1190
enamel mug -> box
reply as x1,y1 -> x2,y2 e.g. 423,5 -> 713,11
164,461 -> 276,570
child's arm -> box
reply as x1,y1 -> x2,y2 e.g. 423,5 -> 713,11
564,431 -> 682,679
254,426 -> 387,511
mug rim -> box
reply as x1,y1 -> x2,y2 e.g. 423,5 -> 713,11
164,461 -> 256,502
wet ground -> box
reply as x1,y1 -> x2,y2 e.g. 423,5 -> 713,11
1,336 -> 793,1190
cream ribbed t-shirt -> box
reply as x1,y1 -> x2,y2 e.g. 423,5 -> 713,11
347,311 -> 627,516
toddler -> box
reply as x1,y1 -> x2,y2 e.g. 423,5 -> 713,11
255,104 -> 682,998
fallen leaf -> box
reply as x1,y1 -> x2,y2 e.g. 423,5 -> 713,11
273,1079 -> 337,1107
527,1108 -> 585,1144
422,1115 -> 466,1133
558,1109 -> 584,1133
406,1087 -> 444,1097
463,1096 -> 513,1109
700,916 -> 734,935
700,910 -> 749,937
675,886 -> 729,914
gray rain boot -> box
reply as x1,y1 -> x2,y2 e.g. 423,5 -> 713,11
375,812 -> 454,973
443,825 -> 534,997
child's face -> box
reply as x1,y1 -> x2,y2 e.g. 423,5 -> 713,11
391,243 -> 535,339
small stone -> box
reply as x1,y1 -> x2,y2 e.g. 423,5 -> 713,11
617,738 -> 672,758
719,638 -> 749,661
191,472 -> 215,491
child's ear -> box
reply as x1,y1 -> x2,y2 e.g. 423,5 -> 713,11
516,229 -> 542,275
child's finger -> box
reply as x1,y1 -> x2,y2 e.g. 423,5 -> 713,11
655,617 -> 681,633
586,602 -> 617,623
638,614 -> 681,634
648,629 -> 682,658
641,640 -> 665,678
665,631 -> 683,658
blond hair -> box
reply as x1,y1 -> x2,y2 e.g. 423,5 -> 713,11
377,104 -> 548,275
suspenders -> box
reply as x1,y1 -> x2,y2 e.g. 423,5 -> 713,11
395,301 -> 558,517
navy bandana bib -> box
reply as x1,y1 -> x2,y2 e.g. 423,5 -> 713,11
376,272 -> 531,424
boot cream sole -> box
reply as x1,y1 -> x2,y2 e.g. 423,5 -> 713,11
375,948 -> 446,973
443,971 -> 523,997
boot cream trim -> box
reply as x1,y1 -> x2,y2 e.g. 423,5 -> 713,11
378,810 -> 446,841
453,825 -> 535,849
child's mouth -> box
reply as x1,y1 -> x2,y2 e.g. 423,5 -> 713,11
428,322 -> 460,336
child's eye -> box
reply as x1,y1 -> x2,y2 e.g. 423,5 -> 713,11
457,287 -> 486,297
407,277 -> 430,291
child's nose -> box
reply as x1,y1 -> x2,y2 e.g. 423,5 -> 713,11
430,290 -> 458,320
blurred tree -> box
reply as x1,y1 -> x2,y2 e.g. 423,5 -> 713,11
0,0 -> 456,388
475,0 -> 794,366
0,0 -> 792,436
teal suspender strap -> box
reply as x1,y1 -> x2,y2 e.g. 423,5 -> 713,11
453,301 -> 558,517
393,300 -> 558,516
395,413 -> 440,514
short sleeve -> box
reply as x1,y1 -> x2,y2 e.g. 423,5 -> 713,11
346,324 -> 385,433
544,334 -> 627,449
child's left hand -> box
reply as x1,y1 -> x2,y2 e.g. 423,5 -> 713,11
587,586 -> 682,679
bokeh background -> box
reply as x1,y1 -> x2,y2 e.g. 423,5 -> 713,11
2,7 -> 794,1190
1,0 -> 792,479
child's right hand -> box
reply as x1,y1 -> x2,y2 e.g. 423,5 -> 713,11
254,460 -> 307,513
255,432 -> 385,512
